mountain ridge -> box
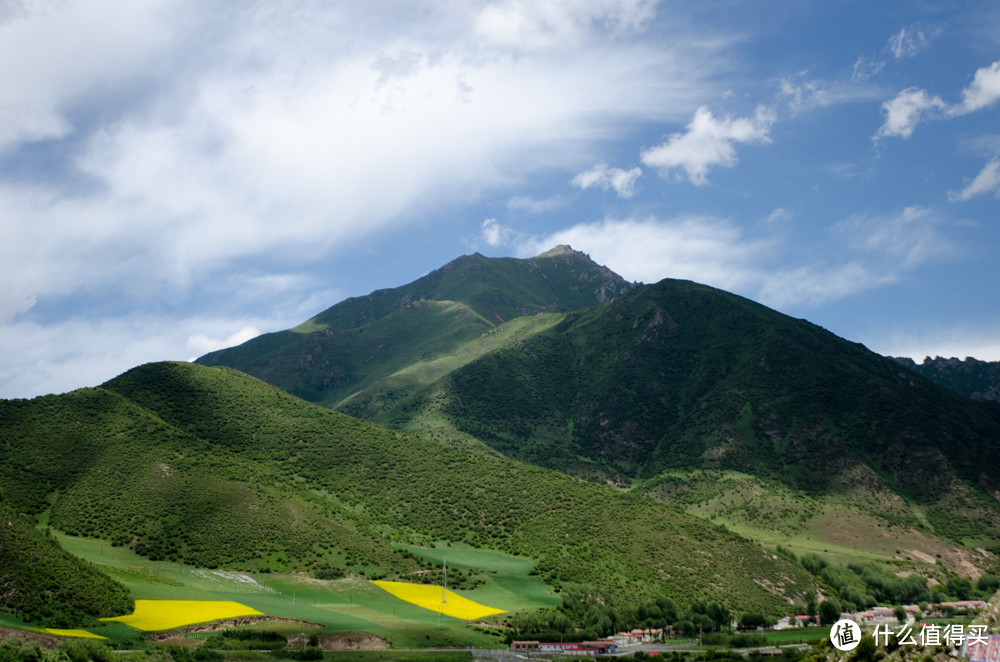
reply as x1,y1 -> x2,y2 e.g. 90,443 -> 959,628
195,249 -> 1000,576
197,246 -> 631,408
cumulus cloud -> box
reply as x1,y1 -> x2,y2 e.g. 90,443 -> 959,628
875,87 -> 947,139
507,216 -> 769,288
571,163 -> 642,197
641,105 -> 775,185
956,60 -> 1000,114
186,326 -> 263,360
876,60 -> 1000,140
481,218 -> 518,247
948,158 -> 1000,202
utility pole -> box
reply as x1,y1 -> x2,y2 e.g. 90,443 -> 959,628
442,557 -> 448,604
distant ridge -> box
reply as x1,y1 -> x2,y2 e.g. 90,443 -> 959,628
892,355 -> 1000,403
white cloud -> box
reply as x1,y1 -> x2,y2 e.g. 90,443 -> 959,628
186,326 -> 263,360
571,163 -> 642,198
948,158 -> 1000,202
835,206 -> 956,269
483,205 -> 964,311
876,60 -> 1000,140
757,262 -> 897,309
0,0 -> 176,154
870,323 -> 1000,363
956,60 -> 1000,114
474,0 -> 657,51
0,314 -> 277,398
482,218 -> 516,247
887,28 -> 929,59
510,216 -> 769,288
780,74 -> 829,113
507,194 -> 566,213
640,105 -> 775,185
852,55 -> 885,82
0,2 -> 726,334
875,87 -> 947,139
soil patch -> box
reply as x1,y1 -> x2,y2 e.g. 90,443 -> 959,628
319,632 -> 390,651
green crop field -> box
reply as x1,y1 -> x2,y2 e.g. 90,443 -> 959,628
40,531 -> 550,649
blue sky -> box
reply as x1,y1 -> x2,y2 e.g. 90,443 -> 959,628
2,1 -> 1000,398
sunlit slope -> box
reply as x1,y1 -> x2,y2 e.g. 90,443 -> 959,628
196,248 -> 631,408
92,361 -> 814,613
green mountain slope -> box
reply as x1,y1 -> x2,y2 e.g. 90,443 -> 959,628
196,247 -> 630,408
1,361 -> 814,617
0,494 -> 133,627
370,279 -> 1000,547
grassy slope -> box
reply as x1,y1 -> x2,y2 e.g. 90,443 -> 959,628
1,361 -> 814,617
377,279 -> 1000,558
0,384 -> 419,577
196,249 -> 631,408
0,499 -> 133,627
49,532 -> 553,649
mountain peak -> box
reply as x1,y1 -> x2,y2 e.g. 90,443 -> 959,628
536,244 -> 584,258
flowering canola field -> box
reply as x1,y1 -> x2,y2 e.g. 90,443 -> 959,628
372,580 -> 506,621
42,629 -> 107,639
100,599 -> 263,631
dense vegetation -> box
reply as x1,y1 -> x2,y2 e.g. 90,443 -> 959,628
1,361 -> 814,621
892,356 -> 1000,403
380,279 -> 1000,544
0,494 -> 132,626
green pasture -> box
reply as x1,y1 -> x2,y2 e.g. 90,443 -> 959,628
34,532 -> 554,649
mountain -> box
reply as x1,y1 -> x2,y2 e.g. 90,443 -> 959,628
198,249 -> 1000,571
0,361 -> 814,620
891,356 -> 1000,403
386,279 -> 1000,543
196,246 -> 631,408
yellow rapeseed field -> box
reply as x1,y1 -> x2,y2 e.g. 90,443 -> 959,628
372,580 -> 506,621
42,628 -> 107,639
100,599 -> 263,631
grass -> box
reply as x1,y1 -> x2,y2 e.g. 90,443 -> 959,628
763,627 -> 831,644
36,530 -> 550,649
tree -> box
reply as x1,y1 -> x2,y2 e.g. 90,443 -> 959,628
893,605 -> 906,623
819,598 -> 841,626
806,597 -> 818,624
